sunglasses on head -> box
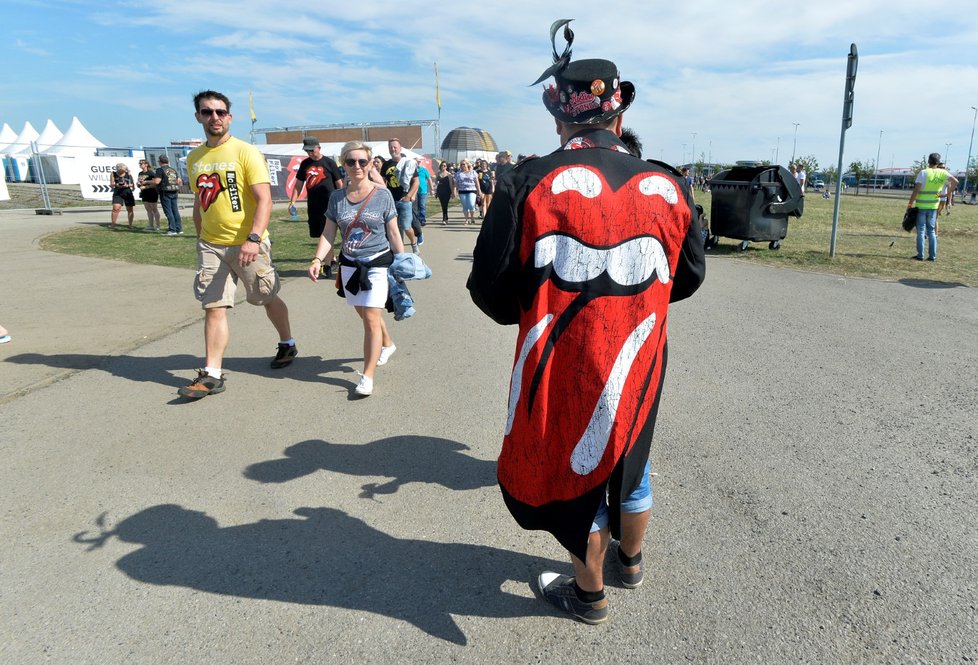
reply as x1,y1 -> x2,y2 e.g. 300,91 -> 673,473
198,108 -> 229,118
344,158 -> 369,168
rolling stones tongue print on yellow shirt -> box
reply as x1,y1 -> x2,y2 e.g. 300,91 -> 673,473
196,174 -> 223,212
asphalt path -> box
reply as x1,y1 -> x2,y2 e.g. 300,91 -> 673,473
0,206 -> 975,663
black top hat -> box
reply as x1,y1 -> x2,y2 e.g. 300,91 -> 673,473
532,19 -> 634,125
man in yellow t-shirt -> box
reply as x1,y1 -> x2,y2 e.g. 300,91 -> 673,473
178,90 -> 296,399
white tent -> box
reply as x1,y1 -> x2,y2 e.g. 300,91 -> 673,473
36,117 -> 106,184
46,117 -> 106,155
2,122 -> 39,181
33,119 -> 63,151
7,119 -> 61,156
0,123 -> 17,153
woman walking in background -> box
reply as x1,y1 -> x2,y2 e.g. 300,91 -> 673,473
368,155 -> 385,186
435,161 -> 453,224
453,160 -> 479,225
477,159 -> 494,219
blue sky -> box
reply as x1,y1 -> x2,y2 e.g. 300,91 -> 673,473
3,1 -> 978,172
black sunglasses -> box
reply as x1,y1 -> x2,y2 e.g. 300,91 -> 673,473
344,158 -> 369,168
199,108 -> 229,118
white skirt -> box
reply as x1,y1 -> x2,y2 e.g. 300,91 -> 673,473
340,264 -> 389,308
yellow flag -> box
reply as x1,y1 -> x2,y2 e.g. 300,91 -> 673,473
434,62 -> 441,111
249,91 -> 257,124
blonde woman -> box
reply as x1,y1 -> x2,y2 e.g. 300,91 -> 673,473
109,163 -> 136,229
308,141 -> 405,397
452,159 -> 479,225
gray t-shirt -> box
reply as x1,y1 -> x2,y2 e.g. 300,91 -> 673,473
326,186 -> 397,259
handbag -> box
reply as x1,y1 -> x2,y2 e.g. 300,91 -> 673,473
902,207 -> 918,232
335,186 -> 378,297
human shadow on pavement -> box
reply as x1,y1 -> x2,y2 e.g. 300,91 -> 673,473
245,436 -> 496,499
74,504 -> 558,645
898,278 -> 967,289
4,352 -> 360,389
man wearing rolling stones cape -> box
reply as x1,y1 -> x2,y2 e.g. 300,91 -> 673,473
468,20 -> 705,624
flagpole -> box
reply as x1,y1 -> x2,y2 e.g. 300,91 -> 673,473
249,90 -> 257,144
434,62 -> 442,160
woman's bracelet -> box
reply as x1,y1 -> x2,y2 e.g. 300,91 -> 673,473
311,257 -> 324,263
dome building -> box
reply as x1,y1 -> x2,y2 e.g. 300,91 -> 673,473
440,127 -> 498,165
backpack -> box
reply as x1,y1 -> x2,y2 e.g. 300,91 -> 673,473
161,167 -> 180,192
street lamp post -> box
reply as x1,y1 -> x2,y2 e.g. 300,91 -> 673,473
691,132 -> 697,174
875,130 -> 883,191
945,142 -> 951,166
775,136 -> 780,165
791,122 -> 800,164
964,106 -> 977,199
682,143 -> 686,166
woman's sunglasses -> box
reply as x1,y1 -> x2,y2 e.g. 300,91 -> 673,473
344,158 -> 369,168
198,108 -> 229,118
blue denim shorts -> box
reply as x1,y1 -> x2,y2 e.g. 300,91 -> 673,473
591,461 -> 653,533
395,200 -> 413,232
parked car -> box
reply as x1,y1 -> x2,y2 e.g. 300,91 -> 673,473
810,178 -> 825,190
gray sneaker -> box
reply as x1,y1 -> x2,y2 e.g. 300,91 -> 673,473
537,572 -> 608,624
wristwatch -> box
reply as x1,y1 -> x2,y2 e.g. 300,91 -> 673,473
246,232 -> 261,243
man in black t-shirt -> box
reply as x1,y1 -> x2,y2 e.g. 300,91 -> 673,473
382,138 -> 421,253
289,137 -> 344,238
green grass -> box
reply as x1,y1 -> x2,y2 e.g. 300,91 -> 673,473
39,211 -> 331,277
37,193 -> 978,287
698,191 -> 977,286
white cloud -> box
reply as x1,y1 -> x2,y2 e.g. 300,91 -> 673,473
3,2 -> 978,167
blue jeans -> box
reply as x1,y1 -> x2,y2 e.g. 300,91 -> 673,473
915,208 -> 937,260
459,192 -> 477,213
590,461 -> 653,533
394,200 -> 413,233
414,192 -> 428,226
160,193 -> 182,233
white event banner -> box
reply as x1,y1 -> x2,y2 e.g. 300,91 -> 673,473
79,156 -> 143,201
0,176 -> 9,201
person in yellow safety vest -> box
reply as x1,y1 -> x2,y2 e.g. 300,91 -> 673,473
908,152 -> 958,261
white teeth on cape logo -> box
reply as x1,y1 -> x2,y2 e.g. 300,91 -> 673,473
534,233 -> 670,287
552,167 -> 601,198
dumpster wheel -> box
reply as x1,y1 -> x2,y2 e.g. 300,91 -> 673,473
769,240 -> 781,250
738,240 -> 750,252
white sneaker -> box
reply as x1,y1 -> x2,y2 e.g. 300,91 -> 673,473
376,344 -> 396,366
354,373 -> 373,396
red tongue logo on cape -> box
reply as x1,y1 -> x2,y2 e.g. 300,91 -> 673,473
196,173 -> 224,212
499,165 -> 687,506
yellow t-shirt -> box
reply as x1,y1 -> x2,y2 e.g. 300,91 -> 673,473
187,136 -> 270,245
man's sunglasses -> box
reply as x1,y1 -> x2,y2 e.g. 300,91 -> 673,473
198,108 -> 229,118
344,158 -> 369,168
